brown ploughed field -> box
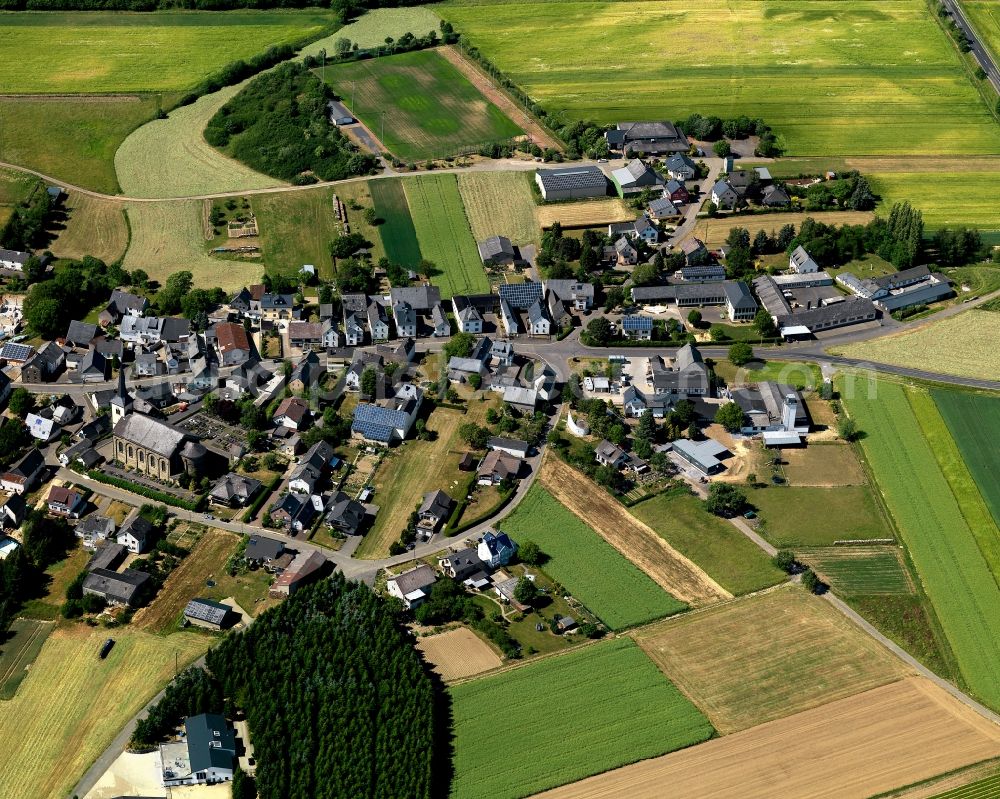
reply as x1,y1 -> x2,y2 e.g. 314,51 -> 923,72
415,627 -> 502,682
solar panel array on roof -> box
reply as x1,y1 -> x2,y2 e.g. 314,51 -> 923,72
535,166 -> 607,192
353,403 -> 409,430
0,343 -> 34,362
498,282 -> 543,310
351,419 -> 395,442
184,598 -> 230,625
622,315 -> 653,330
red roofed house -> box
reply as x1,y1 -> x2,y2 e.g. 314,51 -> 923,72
269,550 -> 326,596
47,485 -> 85,518
214,322 -> 252,367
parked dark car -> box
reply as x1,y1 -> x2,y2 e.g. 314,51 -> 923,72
99,638 -> 115,659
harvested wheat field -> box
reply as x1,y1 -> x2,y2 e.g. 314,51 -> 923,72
633,586 -> 909,733
538,456 -> 729,605
133,529 -> 239,633
534,677 -> 1000,799
415,627 -> 502,681
689,210 -> 874,247
48,192 -> 129,263
535,198 -> 633,230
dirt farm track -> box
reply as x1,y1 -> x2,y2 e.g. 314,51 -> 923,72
533,677 -> 1000,799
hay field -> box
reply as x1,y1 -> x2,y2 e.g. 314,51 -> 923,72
870,172 -> 1000,229
631,491 -> 785,596
415,628 -> 501,681
450,639 -> 714,799
370,177 -> 423,267
845,379 -> 1000,710
534,677 -> 1000,799
1,96 -> 161,194
253,186 -> 348,278
0,11 -> 337,94
500,484 -> 687,630
319,48 -> 523,162
539,456 -> 729,605
457,171 -> 538,244
838,310 -> 1000,381
798,547 -> 912,595
133,529 -> 240,634
0,619 -> 53,699
49,192 -> 129,263
124,200 -> 262,290
0,167 -> 38,205
781,443 -> 867,486
690,210 -> 874,247
403,173 -> 490,297
0,625 -> 209,799
115,81 -> 283,198
535,197 -> 632,229
330,6 -> 442,48
633,586 -> 909,733
440,0 -> 1000,156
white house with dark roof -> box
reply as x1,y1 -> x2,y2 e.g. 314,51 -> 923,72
610,159 -> 663,196
392,300 -> 417,338
789,246 -> 820,274
723,281 -> 759,322
665,153 -> 697,180
452,296 -> 483,334
430,302 -> 450,337
386,564 -> 436,609
711,179 -> 740,209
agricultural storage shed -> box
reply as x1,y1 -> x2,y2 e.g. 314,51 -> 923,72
535,166 -> 608,201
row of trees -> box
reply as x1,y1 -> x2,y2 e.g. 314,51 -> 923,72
206,576 -> 439,799
0,183 -> 53,253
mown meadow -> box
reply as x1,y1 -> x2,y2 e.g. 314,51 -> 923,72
449,638 -> 714,799
440,0 -> 1000,155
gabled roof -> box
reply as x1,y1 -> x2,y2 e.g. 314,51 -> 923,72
498,281 -> 544,310
114,413 -> 186,458
215,322 -> 250,353
389,564 -> 436,595
185,713 -> 235,773
622,314 -> 653,331
535,165 -> 607,192
65,320 -> 98,347
274,397 -> 308,424
389,285 -> 441,311
477,235 -> 515,261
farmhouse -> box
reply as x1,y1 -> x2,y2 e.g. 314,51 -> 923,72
478,235 -> 517,267
611,159 -> 662,196
837,265 -> 953,311
387,564 -> 437,609
288,321 -> 324,350
672,437 -> 730,474
184,598 -> 233,630
160,713 -> 236,787
733,382 -> 810,436
21,342 -> 65,383
83,568 -> 151,606
610,215 -> 659,245
269,549 -> 325,596
99,289 -> 147,326
245,535 -> 284,568
606,121 -> 689,156
535,166 -> 608,200
650,344 -> 711,396
452,296 -> 485,334
393,300 -> 417,338
77,515 -> 116,548
390,285 -> 441,312
87,541 -> 126,572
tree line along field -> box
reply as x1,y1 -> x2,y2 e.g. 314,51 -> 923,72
319,48 -> 523,163
402,174 -> 491,296
838,310 -> 1000,382
844,378 -> 1000,711
0,11 -> 338,95
630,491 -> 785,596
0,625 -> 209,799
449,638 -> 714,799
439,0 -> 1000,156
869,171 -> 1000,230
633,586 -> 910,734
332,6 -> 444,48
499,484 -> 686,630
47,192 -> 130,264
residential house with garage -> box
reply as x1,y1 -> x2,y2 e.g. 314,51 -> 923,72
260,293 -> 298,321
595,439 -> 629,469
711,179 -> 740,209
647,197 -> 680,222
761,184 -> 791,207
351,384 -> 423,444
477,450 -> 522,485
1,448 -> 45,495
621,315 -> 653,340
326,491 -> 367,536
386,564 -> 437,609
665,153 -> 697,181
664,179 -> 689,204
679,238 -> 709,266
613,237 -> 638,266
209,473 -> 263,507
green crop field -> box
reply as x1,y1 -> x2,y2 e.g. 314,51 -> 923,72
929,771 -> 1000,799
500,484 -> 686,629
0,11 -> 337,94
252,187 -> 344,278
845,378 -> 1000,710
439,0 -> 1000,156
963,0 -> 1000,66
319,48 -> 522,162
798,547 -> 912,595
1,96 -> 162,194
449,638 -> 714,799
870,171 -> 1000,229
0,619 -> 53,700
749,485 -> 889,547
369,178 -> 423,267
632,492 -> 785,596
932,389 -> 1000,532
402,174 -> 490,297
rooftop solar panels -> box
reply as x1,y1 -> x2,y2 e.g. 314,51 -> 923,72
498,281 -> 543,310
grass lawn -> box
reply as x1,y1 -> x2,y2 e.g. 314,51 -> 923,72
0,167 -> 38,205
319,48 -> 522,162
201,564 -> 279,618
0,11 -> 337,94
0,619 -> 53,700
0,95 -> 163,194
20,546 -> 91,621
711,359 -> 822,391
845,378 -> 1000,710
631,491 -> 785,596
403,173 -> 490,297
932,388 -> 1000,536
370,178 -> 423,268
499,484 -> 686,630
780,443 -> 867,486
449,638 -> 714,799
501,564 -> 602,655
252,186 -> 343,278
0,625 -> 209,799
333,180 -> 388,265
48,192 -> 129,264
123,200 -> 263,291
355,393 -> 498,559
870,171 -> 1000,229
797,546 -> 912,595
633,585 -> 910,734
457,171 -> 538,245
439,0 -> 1000,156
749,485 -> 890,547
837,310 -> 1000,382
133,529 -> 241,634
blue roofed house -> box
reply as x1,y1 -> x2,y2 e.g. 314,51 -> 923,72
160,713 -> 236,787
621,315 -> 653,340
478,531 -> 518,570
351,384 -> 424,444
